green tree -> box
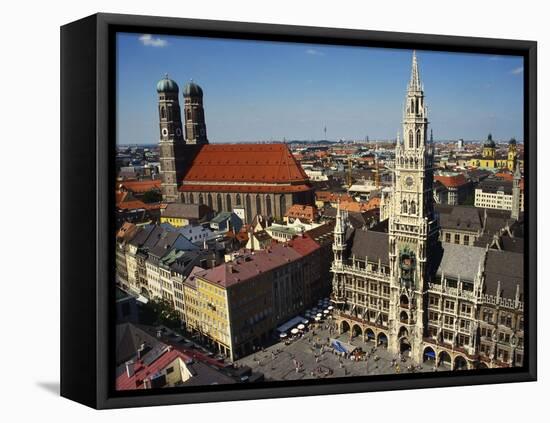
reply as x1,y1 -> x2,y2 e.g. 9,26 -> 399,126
142,189 -> 162,203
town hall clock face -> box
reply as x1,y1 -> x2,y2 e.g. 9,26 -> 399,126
404,176 -> 415,188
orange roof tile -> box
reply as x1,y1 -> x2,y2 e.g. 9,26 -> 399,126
120,180 -> 161,193
434,174 -> 469,188
182,143 -> 309,184
179,183 -> 311,194
285,204 -> 318,222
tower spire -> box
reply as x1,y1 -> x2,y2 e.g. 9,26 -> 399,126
409,50 -> 421,91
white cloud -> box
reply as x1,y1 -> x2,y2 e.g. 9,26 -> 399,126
139,34 -> 168,47
510,66 -> 524,75
306,48 -> 324,56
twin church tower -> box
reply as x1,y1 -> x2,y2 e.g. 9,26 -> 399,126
157,77 -> 208,202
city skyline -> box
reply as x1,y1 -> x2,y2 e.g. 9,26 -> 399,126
117,32 -> 524,145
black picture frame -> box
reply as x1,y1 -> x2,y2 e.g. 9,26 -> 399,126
61,12 -> 537,409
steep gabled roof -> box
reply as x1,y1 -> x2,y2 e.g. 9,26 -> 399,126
181,143 -> 309,184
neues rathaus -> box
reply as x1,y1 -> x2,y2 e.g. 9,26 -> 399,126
331,52 -> 524,370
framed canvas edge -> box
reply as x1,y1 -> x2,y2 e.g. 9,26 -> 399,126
62,12 -> 537,409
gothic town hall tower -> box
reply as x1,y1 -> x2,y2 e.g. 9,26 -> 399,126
387,52 -> 439,359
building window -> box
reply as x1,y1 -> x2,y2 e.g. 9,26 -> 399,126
464,235 -> 470,245
236,193 -> 241,206
256,195 -> 262,215
217,193 -> 223,212
444,315 -> 454,327
266,196 -> 272,216
402,200 -> 408,214
416,129 -> 421,148
408,130 -> 414,149
454,234 -> 460,244
226,194 -> 232,211
444,300 -> 455,311
445,233 -> 451,243
410,201 -> 416,215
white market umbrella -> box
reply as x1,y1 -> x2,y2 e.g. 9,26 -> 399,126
315,316 -> 321,321
280,332 -> 287,338
323,310 -> 329,314
297,324 -> 305,330
291,328 -> 299,335
328,306 -> 334,311
316,313 -> 322,318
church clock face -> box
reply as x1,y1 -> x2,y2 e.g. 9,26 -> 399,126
404,176 -> 415,188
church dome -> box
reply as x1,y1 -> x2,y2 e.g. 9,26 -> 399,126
483,133 -> 496,148
183,80 -> 203,97
509,138 -> 517,145
156,75 -> 179,93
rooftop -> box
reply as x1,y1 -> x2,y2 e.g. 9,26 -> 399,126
181,143 -> 309,184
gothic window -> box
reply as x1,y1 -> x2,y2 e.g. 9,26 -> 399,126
160,106 -> 166,119
167,106 -> 172,120
254,195 -> 261,215
408,130 -> 414,149
245,194 -> 252,223
189,193 -> 194,203
226,194 -> 232,211
236,193 -> 242,206
416,129 -> 421,148
266,196 -> 272,216
198,193 -> 204,205
402,200 -> 408,214
415,98 -> 419,115
280,195 -> 287,217
207,193 -> 213,208
410,99 -> 415,114
217,193 -> 223,212
410,200 -> 416,215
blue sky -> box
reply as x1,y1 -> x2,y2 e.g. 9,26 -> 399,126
116,32 -> 524,144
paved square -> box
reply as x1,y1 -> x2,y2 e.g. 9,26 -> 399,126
236,321 -> 446,381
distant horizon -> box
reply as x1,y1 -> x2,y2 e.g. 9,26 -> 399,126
117,138 -> 524,147
117,33 -> 524,145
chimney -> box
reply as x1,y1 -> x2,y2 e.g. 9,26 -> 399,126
125,360 -> 135,378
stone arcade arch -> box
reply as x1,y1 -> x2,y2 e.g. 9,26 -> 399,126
340,320 -> 351,334
454,355 -> 468,371
398,326 -> 409,338
423,346 -> 436,363
399,337 -> 411,354
438,351 -> 452,369
351,324 -> 363,339
399,310 -> 409,323
365,328 -> 375,341
377,332 -> 388,347
399,294 -> 409,307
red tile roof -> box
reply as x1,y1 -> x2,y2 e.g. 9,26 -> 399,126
181,144 -> 309,184
119,180 -> 161,193
287,235 -> 321,257
434,174 -> 469,188
179,184 -> 312,193
315,191 -> 355,203
285,204 -> 318,222
116,200 -> 163,211
197,242 -> 311,288
116,347 -> 190,391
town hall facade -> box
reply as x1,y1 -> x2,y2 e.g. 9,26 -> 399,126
331,53 -> 524,370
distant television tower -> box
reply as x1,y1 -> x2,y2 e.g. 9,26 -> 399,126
324,125 -> 327,140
